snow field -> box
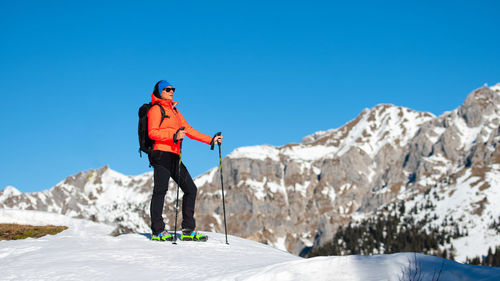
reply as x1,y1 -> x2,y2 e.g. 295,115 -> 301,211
213,253 -> 499,281
0,209 -> 298,281
1,209 -> 499,281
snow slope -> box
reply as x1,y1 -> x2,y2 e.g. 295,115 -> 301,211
1,210 -> 499,281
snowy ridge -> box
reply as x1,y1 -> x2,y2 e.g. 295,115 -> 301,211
0,186 -> 21,202
334,105 -> 433,158
489,83 -> 500,92
228,144 -> 281,161
228,105 -> 434,161
0,166 -> 157,233
1,209 -> 499,281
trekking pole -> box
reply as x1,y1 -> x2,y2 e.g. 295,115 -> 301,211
172,127 -> 185,245
211,132 -> 229,245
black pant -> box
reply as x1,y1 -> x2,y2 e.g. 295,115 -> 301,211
149,150 -> 198,235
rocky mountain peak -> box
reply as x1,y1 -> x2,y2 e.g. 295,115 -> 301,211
458,85 -> 500,128
0,186 -> 21,201
301,104 -> 434,159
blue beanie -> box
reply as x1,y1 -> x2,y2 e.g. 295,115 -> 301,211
157,80 -> 173,94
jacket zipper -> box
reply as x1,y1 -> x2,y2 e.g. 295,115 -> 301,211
171,106 -> 182,129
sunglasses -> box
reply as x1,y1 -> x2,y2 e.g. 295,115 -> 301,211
163,87 -> 176,93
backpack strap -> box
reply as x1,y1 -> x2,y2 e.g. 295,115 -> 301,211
153,103 -> 167,126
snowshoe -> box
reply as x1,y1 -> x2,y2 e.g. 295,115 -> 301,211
181,230 -> 208,242
151,230 -> 174,241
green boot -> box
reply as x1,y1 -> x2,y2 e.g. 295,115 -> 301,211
151,230 -> 174,241
181,230 -> 208,242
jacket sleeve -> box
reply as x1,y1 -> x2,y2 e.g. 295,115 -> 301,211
148,105 -> 177,141
178,110 -> 213,145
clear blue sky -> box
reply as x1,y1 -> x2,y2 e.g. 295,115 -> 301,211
1,0 -> 499,193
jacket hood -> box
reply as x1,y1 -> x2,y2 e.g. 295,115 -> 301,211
151,93 -> 178,108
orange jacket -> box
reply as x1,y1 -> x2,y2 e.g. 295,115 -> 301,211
148,93 -> 213,154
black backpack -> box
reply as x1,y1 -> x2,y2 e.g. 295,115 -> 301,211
138,81 -> 168,159
138,102 -> 167,158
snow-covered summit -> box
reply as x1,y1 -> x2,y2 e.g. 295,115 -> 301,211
0,165 -> 157,234
488,83 -> 500,92
0,186 -> 21,200
228,144 -> 281,161
228,104 -> 434,162
301,105 -> 434,144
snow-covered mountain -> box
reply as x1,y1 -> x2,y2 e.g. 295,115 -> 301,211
1,209 -> 499,281
0,167 -> 154,234
1,83 -> 499,261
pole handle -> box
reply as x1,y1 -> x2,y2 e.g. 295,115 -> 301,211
211,132 -> 222,150
173,126 -> 186,144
